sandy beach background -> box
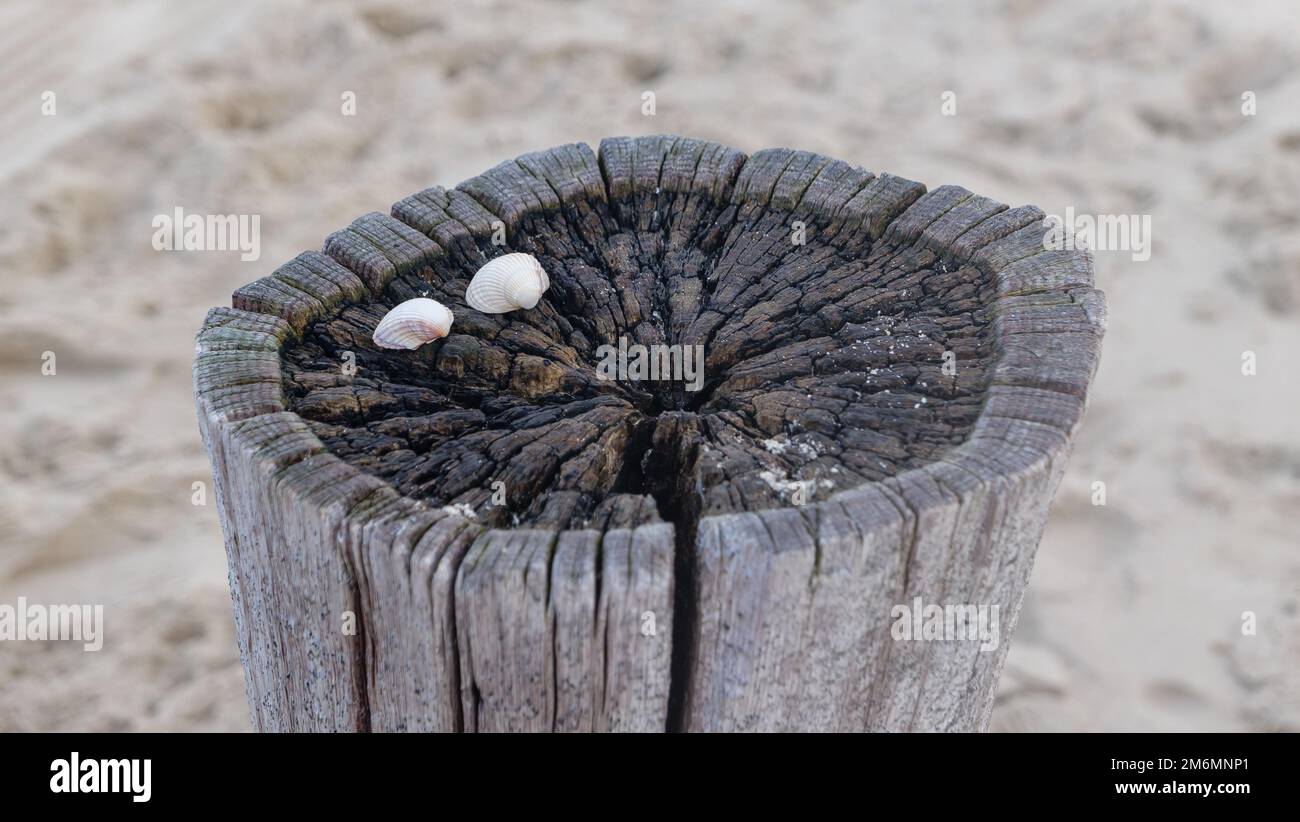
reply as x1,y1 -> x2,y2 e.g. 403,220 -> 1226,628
1,0 -> 1297,731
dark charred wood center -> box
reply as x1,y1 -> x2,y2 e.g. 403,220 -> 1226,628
196,136 -> 1104,732
285,143 -> 990,530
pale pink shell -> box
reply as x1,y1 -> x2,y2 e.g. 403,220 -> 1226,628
372,298 -> 454,350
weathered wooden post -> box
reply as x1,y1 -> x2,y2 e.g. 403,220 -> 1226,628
195,136 -> 1104,732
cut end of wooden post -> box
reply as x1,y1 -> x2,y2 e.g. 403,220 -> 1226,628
195,136 -> 1103,732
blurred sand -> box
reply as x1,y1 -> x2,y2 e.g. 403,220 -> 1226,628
1,0 -> 1297,731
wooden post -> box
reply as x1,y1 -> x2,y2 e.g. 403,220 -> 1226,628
196,136 -> 1104,732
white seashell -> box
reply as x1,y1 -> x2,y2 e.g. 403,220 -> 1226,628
373,298 -> 454,350
465,253 -> 550,314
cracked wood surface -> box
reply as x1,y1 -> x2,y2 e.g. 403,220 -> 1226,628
195,135 -> 1104,732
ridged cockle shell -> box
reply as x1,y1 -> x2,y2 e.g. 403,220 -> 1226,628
373,298 -> 454,350
466,253 -> 550,314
